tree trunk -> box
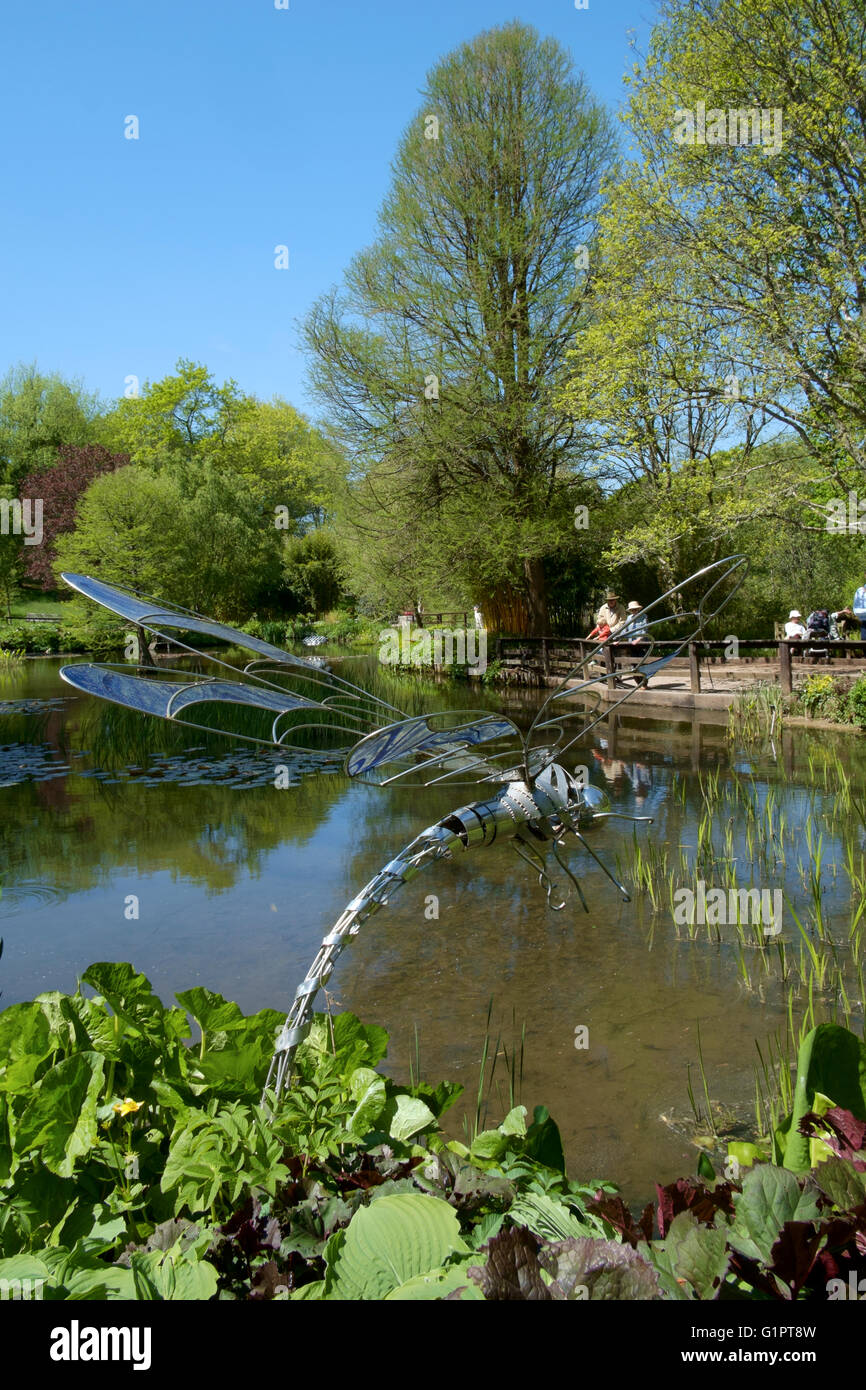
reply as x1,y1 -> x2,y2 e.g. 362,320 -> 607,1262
523,556 -> 551,637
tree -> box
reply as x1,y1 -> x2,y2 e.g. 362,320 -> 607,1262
0,519 -> 22,620
53,467 -> 187,597
304,22 -> 616,634
282,530 -> 345,617
0,365 -> 103,491
230,397 -> 342,528
21,444 -> 129,588
610,0 -> 866,483
102,361 -> 341,532
101,360 -> 255,474
53,463 -> 284,621
559,220 -> 787,589
171,462 -> 284,619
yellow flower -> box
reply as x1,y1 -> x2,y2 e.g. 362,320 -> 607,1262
112,1098 -> 144,1117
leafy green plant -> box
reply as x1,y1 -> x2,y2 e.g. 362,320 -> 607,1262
846,676 -> 866,728
799,673 -> 837,718
2,966 -> 865,1301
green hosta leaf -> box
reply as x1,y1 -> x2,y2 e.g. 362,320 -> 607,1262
345,1066 -> 386,1137
0,1253 -> 52,1294
470,1129 -> 509,1162
385,1259 -> 484,1300
500,1106 -> 527,1137
729,1165 -> 820,1266
130,1245 -> 219,1301
326,1194 -> 467,1300
15,1052 -> 105,1177
39,1242 -> 137,1300
387,1094 -> 436,1142
291,1279 -> 326,1299
657,1211 -> 730,1299
509,1192 -> 598,1242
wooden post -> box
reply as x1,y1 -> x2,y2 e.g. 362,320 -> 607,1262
779,641 -> 792,695
540,637 -> 550,678
688,642 -> 701,693
603,643 -> 616,694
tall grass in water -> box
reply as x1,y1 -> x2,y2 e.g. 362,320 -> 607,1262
463,999 -> 526,1144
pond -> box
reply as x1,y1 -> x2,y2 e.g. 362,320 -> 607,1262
1,653 -> 864,1202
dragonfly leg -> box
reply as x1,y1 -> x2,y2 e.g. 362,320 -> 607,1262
568,827 -> 632,902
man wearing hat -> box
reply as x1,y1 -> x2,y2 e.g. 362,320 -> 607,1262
593,589 -> 627,638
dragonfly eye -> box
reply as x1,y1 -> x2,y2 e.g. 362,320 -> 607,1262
573,783 -> 610,826
581,784 -> 609,812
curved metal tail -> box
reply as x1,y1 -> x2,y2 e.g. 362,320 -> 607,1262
261,773 -> 651,1103
262,819 -> 462,1102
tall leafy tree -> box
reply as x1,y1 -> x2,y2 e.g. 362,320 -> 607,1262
610,0 -> 866,482
305,22 -> 616,634
103,362 -> 341,532
559,227 -> 785,589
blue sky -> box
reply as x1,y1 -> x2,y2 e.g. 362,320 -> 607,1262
1,0 -> 656,421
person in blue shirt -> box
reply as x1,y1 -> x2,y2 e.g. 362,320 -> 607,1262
621,600 -> 648,642
853,578 -> 866,640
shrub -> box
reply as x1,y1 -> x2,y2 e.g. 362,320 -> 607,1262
798,674 -> 838,719
0,620 -> 63,654
845,676 -> 866,728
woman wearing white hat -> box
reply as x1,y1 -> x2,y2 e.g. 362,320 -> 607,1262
784,610 -> 808,640
622,599 -> 648,643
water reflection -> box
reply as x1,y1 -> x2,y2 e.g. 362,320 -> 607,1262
1,659 -> 864,1201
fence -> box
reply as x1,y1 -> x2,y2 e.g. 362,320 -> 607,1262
492,636 -> 866,693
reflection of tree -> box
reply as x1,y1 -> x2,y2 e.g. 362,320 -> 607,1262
0,658 -> 529,906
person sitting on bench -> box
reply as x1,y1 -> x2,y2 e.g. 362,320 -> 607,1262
784,610 -> 807,640
805,609 -> 831,662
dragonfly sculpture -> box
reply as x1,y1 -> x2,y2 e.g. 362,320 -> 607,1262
59,555 -> 746,1101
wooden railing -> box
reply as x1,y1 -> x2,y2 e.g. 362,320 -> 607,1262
492,636 -> 866,692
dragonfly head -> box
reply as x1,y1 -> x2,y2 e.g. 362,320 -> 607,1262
531,763 -> 610,835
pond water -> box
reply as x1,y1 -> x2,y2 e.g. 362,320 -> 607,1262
1,654 -> 864,1202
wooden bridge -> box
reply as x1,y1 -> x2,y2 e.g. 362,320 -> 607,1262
492,636 -> 866,695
